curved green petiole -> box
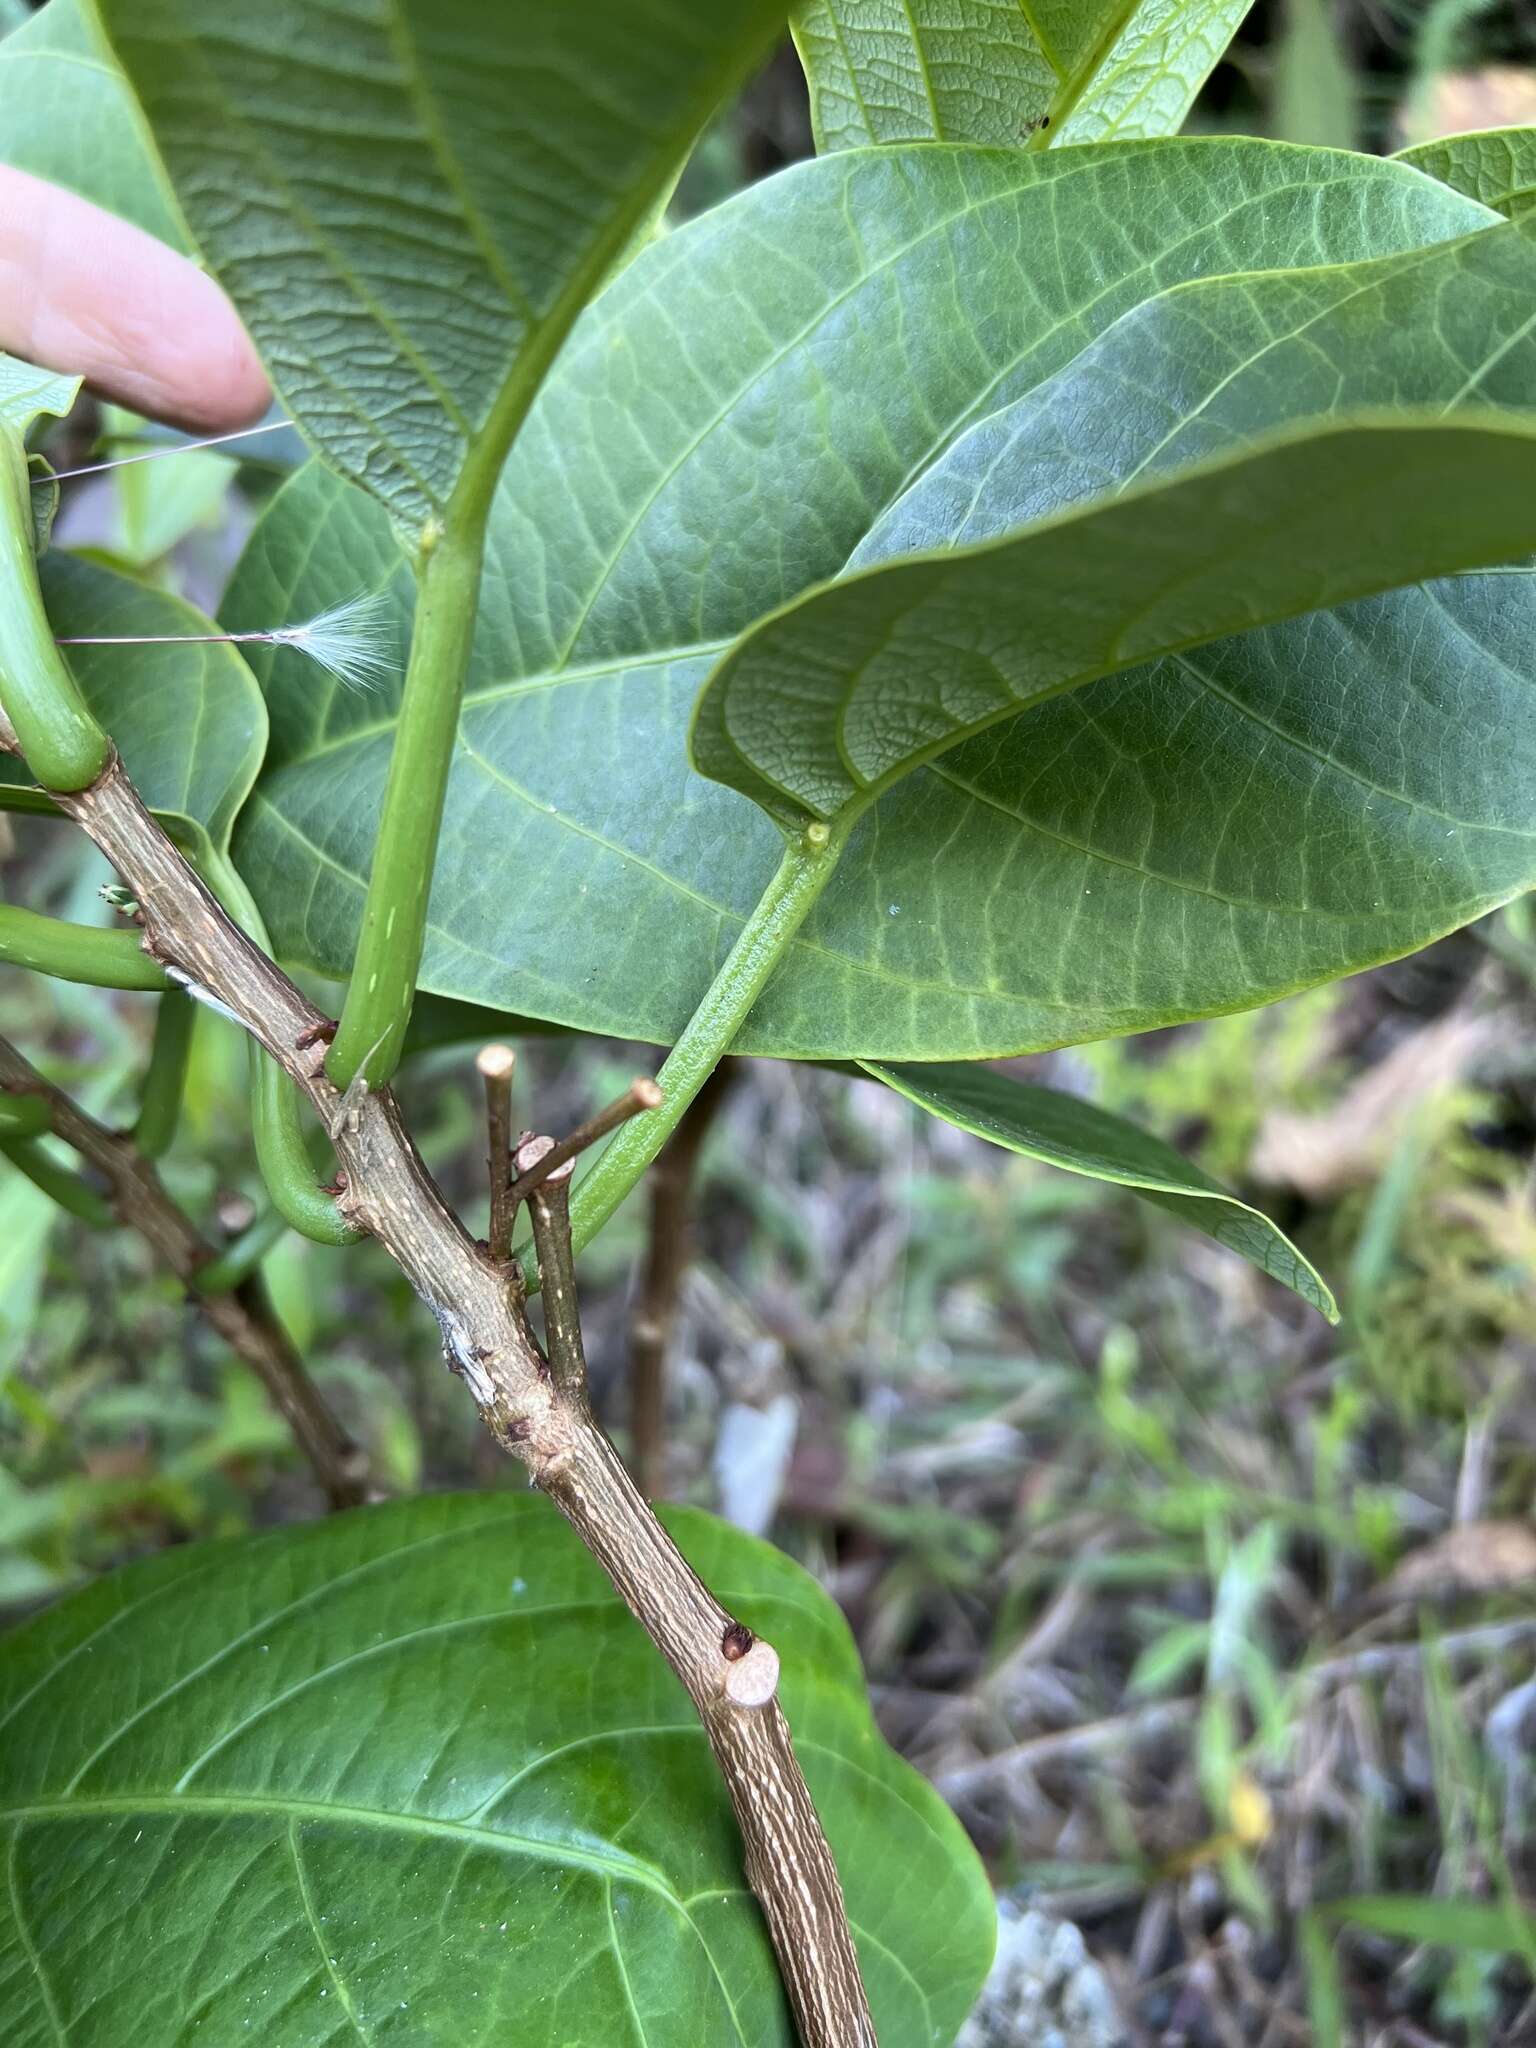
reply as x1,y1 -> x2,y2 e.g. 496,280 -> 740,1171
0,1093 -> 50,1141
0,901 -> 167,990
0,427 -> 109,790
133,989 -> 195,1159
250,1048 -> 362,1247
198,851 -> 362,1250
1,1135 -> 112,1227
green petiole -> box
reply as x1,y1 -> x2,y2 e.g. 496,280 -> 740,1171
133,990 -> 196,1159
326,508 -> 487,1091
519,821 -> 848,1290
1,1136 -> 112,1227
0,902 -> 167,990
0,427 -> 109,790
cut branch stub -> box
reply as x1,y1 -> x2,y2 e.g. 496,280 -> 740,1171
516,1136 -> 585,1398
476,1040 -> 517,1262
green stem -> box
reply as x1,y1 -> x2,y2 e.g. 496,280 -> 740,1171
0,428 -> 109,790
133,989 -> 195,1158
194,1204 -> 288,1295
327,506 -> 489,1091
520,823 -> 846,1289
1,1136 -> 112,1227
0,901 -> 166,989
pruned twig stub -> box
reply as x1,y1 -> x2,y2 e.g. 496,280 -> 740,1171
476,1041 -> 517,1263
518,1136 -> 586,1398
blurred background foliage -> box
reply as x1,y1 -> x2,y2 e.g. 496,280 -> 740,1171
5,3 -> 1536,2042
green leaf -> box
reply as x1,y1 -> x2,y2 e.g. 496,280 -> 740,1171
695,179 -> 1536,817
1322,1895 -> 1536,1958
791,0 -> 1255,151
695,414 -> 1536,823
0,1493 -> 993,2046
0,554 -> 266,858
225,140 -> 1496,1057
862,1060 -> 1335,1316
1128,1619 -> 1211,1697
0,0 -> 184,246
93,0 -> 786,533
695,207 -> 1536,814
1300,1910 -> 1346,2048
1397,126 -> 1536,222
0,353 -> 77,438
848,208 -> 1536,579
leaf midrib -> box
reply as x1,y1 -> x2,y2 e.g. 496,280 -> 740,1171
2,1791 -> 682,1902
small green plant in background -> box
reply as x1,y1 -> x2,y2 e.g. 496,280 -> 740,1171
3,0 -> 1536,2041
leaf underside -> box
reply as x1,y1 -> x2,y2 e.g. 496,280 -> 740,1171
697,210 -> 1536,817
0,0 -> 184,246
791,0 -> 1255,152
0,1493 -> 994,2047
93,0 -> 786,529
864,1060 -> 1336,1318
1396,124 -> 1536,222
217,139 -> 1536,1060
0,353 -> 77,439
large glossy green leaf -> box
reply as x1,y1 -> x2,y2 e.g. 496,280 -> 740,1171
92,0 -> 785,532
225,140 -> 1495,1056
0,0 -> 183,246
0,1492 -> 993,2046
863,1060 -> 1335,1317
0,555 -> 266,858
792,0 -> 1254,151
1397,126 -> 1536,222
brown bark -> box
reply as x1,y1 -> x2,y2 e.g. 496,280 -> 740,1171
0,1031 -> 367,1509
629,1062 -> 733,1499
12,741 -> 875,2047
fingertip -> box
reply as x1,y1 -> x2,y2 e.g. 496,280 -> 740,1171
0,167 -> 271,433
156,266 -> 273,432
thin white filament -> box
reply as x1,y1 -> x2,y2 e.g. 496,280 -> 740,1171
47,421 -> 294,482
54,590 -> 397,693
